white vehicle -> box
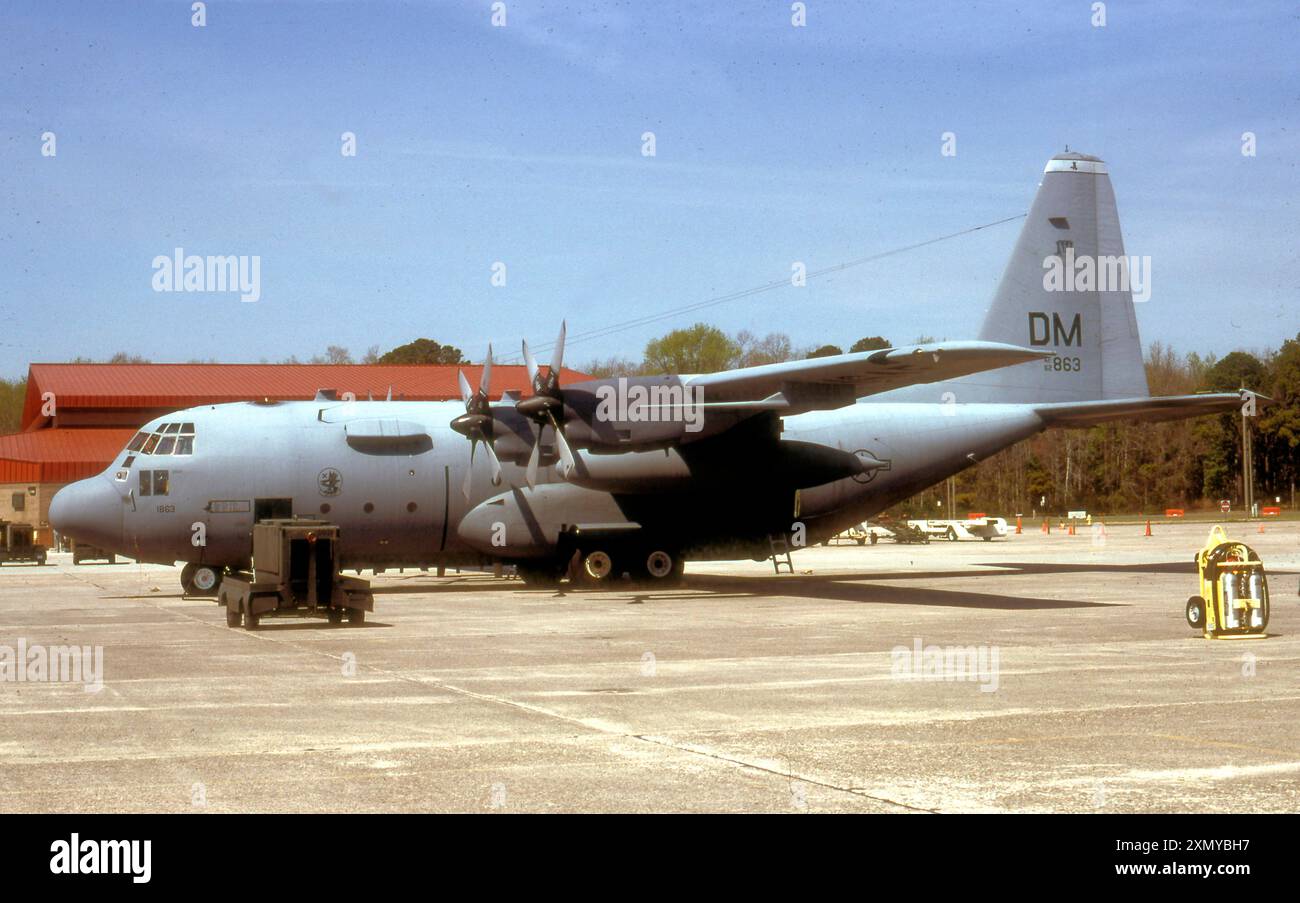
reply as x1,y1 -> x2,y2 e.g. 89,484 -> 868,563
839,522 -> 894,545
907,517 -> 1008,541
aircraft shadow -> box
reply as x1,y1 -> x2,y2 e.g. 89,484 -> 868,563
675,573 -> 1116,610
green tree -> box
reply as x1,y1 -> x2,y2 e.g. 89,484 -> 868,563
849,336 -> 891,353
376,338 -> 466,365
643,323 -> 739,374
806,344 -> 843,359
0,377 -> 26,434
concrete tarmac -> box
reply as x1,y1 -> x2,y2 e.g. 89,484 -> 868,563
1,520 -> 1297,812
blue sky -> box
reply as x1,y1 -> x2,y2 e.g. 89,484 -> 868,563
1,0 -> 1296,377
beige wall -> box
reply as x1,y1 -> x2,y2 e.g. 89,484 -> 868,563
0,481 -> 64,546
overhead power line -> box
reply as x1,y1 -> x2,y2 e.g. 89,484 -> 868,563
502,212 -> 1027,362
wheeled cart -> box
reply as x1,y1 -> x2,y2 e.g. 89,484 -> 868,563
220,519 -> 373,629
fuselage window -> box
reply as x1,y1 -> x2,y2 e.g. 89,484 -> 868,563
153,470 -> 169,495
174,436 -> 194,455
139,470 -> 152,497
127,432 -> 149,452
142,434 -> 160,454
156,436 -> 176,455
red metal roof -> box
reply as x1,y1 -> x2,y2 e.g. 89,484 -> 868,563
21,363 -> 587,431
0,428 -> 137,483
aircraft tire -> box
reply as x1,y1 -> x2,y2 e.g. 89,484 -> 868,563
180,562 -> 197,595
580,550 -> 616,586
189,564 -> 223,597
631,550 -> 683,586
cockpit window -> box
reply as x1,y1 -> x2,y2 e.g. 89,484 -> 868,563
163,423 -> 181,434
175,436 -> 194,455
156,436 -> 177,455
180,423 -> 195,434
142,434 -> 160,454
128,432 -> 149,452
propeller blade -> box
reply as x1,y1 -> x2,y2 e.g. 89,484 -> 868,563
525,436 -> 540,490
462,440 -> 476,501
480,345 -> 493,398
547,409 -> 576,478
483,440 -> 503,486
549,321 -> 566,380
522,338 -> 539,387
457,370 -> 473,406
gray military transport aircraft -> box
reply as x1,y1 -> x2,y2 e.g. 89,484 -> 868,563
50,152 -> 1248,595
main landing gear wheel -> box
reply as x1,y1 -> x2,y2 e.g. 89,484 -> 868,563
636,550 -> 684,586
582,550 -> 615,584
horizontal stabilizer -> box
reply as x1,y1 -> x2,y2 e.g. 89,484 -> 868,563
1035,391 -> 1249,427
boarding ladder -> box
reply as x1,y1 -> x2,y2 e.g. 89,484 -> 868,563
768,533 -> 795,574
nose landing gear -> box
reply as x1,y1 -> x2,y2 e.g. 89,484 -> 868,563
181,562 -> 224,598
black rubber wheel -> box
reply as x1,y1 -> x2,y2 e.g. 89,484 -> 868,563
225,608 -> 241,628
245,607 -> 260,630
180,562 -> 197,595
327,609 -> 344,625
191,565 -> 222,597
35,550 -> 47,565
346,608 -> 366,625
1185,596 -> 1205,630
579,550 -> 616,587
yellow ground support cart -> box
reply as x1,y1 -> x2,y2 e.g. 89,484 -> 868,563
1185,525 -> 1269,639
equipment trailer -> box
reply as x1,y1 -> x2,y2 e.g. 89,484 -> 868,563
220,519 -> 373,629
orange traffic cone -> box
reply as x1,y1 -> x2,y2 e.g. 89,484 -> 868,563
1258,522 -> 1266,534
1068,521 -> 1076,536
1042,519 -> 1050,534
1144,520 -> 1152,537
1015,516 -> 1023,534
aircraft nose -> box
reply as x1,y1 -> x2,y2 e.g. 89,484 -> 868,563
49,477 -> 123,551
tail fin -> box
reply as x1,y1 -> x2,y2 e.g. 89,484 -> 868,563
962,152 -> 1149,403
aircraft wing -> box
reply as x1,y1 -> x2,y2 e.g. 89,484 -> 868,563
682,341 -> 1050,414
1034,391 -> 1251,427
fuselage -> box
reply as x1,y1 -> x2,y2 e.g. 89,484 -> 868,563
49,395 -> 1046,569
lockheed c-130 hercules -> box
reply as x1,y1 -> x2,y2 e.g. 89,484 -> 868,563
50,152 -> 1249,596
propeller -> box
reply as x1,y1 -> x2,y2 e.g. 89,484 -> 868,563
517,322 -> 576,488
450,346 -> 504,501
